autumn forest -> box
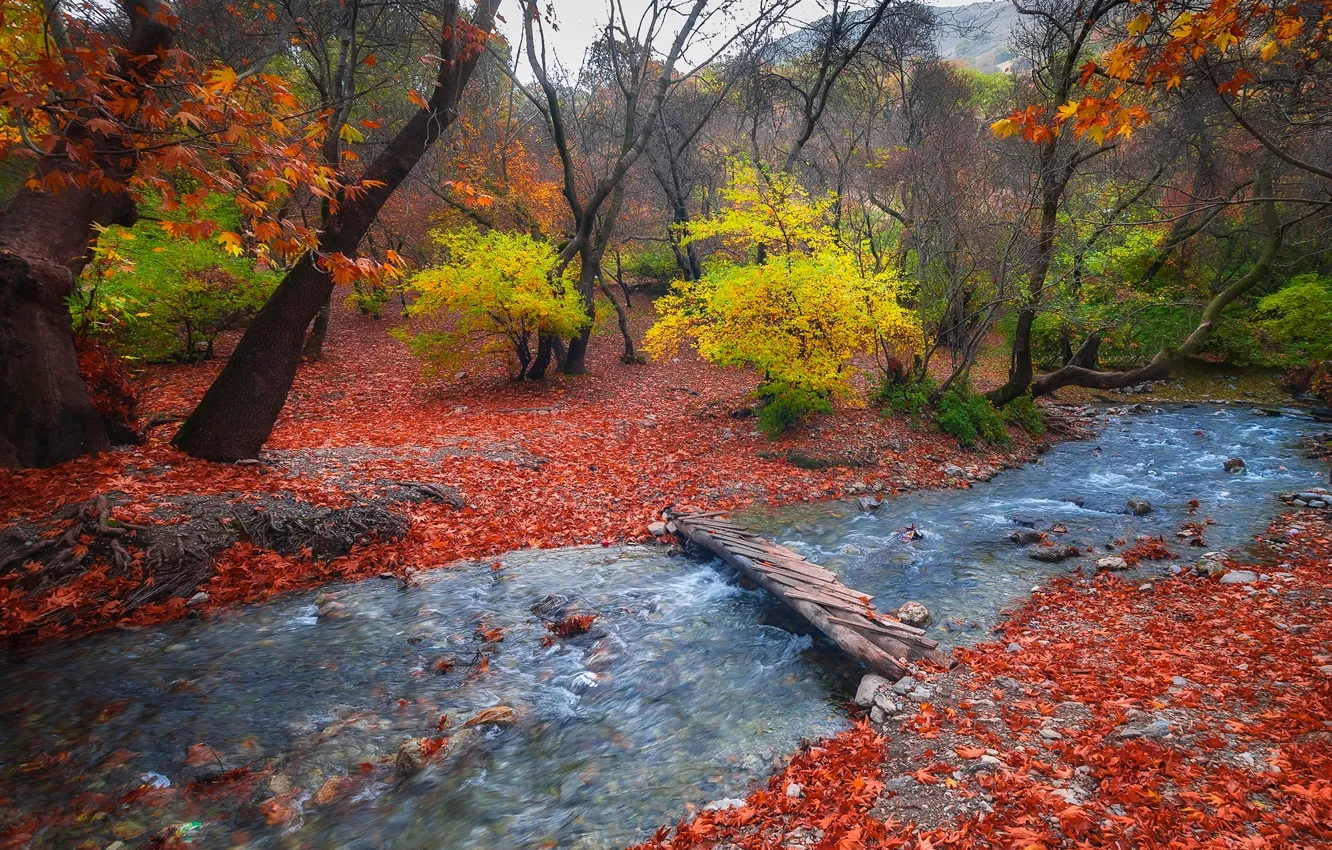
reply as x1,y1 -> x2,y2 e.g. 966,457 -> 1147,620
1,0 -> 1331,847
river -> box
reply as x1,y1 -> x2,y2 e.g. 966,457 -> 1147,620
1,405 -> 1326,849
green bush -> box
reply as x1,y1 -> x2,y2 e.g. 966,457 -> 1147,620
1255,273 -> 1332,364
873,376 -> 933,414
1001,393 -> 1046,436
628,244 -> 681,283
71,203 -> 280,363
756,381 -> 832,438
935,386 -> 1009,448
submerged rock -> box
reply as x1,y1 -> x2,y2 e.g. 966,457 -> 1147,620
703,797 -> 747,812
1224,457 -> 1247,473
1008,529 -> 1044,545
1127,497 -> 1153,516
1028,543 -> 1080,563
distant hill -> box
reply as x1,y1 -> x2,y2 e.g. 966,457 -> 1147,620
934,1 -> 1022,73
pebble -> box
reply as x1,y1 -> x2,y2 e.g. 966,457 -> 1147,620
785,783 -> 804,798
906,687 -> 934,702
186,591 -> 210,607
1171,676 -> 1189,687
647,521 -> 668,537
703,798 -> 747,811
1039,728 -> 1062,740
1006,643 -> 1023,653
1116,718 -> 1172,739
1219,570 -> 1259,585
891,676 -> 916,695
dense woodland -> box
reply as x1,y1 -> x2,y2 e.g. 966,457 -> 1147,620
1,0 -> 1330,467
2,1 -> 1332,848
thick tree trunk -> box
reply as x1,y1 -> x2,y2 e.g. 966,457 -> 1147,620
173,0 -> 498,461
527,334 -> 553,381
0,0 -> 174,468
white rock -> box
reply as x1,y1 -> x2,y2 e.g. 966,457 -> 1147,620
1095,556 -> 1129,571
854,674 -> 891,707
891,676 -> 916,695
1219,570 -> 1259,585
896,600 -> 931,628
785,783 -> 804,798
647,521 -> 668,537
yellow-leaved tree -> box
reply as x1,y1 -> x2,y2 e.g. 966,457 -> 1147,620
647,161 -> 922,436
396,229 -> 588,380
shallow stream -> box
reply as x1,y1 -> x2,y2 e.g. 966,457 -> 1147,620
1,406 -> 1327,849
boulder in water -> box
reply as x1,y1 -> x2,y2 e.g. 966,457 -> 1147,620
1223,457 -> 1246,473
1127,497 -> 1153,516
1008,513 -> 1049,529
895,600 -> 931,628
1008,529 -> 1043,545
858,495 -> 882,512
1028,543 -> 1080,563
1060,495 -> 1086,507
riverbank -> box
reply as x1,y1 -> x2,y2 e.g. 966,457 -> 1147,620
633,507 -> 1332,849
1,296 -> 1074,644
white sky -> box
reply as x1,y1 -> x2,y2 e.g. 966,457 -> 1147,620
496,0 -> 986,78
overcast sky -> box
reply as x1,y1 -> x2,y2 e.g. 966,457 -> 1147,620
495,0 -> 988,78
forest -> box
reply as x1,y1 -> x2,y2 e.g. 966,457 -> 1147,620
1,0 -> 1330,848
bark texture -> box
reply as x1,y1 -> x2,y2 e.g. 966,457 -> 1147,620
0,0 -> 175,468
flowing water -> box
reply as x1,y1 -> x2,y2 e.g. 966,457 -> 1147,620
1,406 -> 1327,849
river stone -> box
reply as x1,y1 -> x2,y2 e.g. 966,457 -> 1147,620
1195,552 -> 1228,578
891,675 -> 916,695
1219,570 -> 1259,585
395,738 -> 429,778
1008,529 -> 1043,545
1095,556 -> 1129,571
647,521 -> 668,537
906,687 -> 934,702
1028,543 -> 1080,563
854,674 -> 892,707
785,783 -> 804,798
858,496 -> 882,512
186,591 -> 210,607
1008,513 -> 1049,529
1223,457 -> 1246,473
1116,718 -> 1171,739
896,600 -> 931,628
1060,495 -> 1086,507
1127,496 -> 1153,515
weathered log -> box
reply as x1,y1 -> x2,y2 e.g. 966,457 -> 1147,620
670,510 -> 952,680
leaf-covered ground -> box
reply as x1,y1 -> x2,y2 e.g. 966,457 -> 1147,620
0,296 -> 1058,644
634,509 -> 1332,850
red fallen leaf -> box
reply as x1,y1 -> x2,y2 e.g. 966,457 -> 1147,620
546,613 -> 596,639
476,625 -> 505,642
955,745 -> 986,759
260,797 -> 296,825
1058,804 -> 1094,837
183,743 -> 219,767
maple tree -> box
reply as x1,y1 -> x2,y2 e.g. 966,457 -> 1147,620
170,0 -> 501,461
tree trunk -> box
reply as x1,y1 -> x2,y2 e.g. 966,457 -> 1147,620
173,0 -> 499,461
302,294 -> 332,359
563,248 -> 599,375
1031,168 -> 1282,398
527,334 -> 553,381
0,0 -> 174,468
597,270 -> 636,363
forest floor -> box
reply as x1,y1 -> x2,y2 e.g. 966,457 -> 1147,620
632,508 -> 1332,850
2,291 -> 1073,644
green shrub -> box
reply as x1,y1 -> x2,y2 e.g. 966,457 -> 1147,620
935,386 -> 1009,447
71,204 -> 280,363
629,244 -> 681,284
1001,393 -> 1046,436
873,376 -> 933,414
1255,273 -> 1332,364
756,381 -> 833,438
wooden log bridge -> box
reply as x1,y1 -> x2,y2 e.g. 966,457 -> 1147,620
666,509 -> 951,681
